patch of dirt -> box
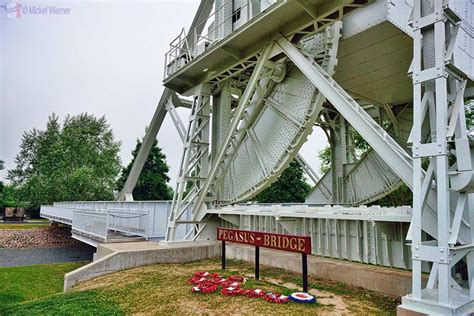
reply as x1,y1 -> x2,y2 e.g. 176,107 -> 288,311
262,276 -> 350,314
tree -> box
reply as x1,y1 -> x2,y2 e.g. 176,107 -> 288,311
116,136 -> 173,200
8,113 -> 121,207
318,146 -> 331,174
254,161 -> 311,203
0,184 -> 21,208
0,159 -> 5,210
0,159 -> 4,192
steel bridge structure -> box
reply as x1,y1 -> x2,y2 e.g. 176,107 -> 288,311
41,0 -> 474,314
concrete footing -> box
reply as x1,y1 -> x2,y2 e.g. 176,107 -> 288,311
398,289 -> 474,315
397,305 -> 426,316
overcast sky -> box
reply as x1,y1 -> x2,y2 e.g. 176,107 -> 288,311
0,0 -> 326,188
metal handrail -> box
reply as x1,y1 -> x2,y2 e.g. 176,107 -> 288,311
106,208 -> 150,240
164,0 -> 275,79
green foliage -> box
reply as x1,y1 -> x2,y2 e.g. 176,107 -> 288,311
368,184 -> 413,207
116,136 -> 173,200
318,146 -> 331,175
254,162 -> 311,203
0,184 -> 26,209
0,159 -> 4,208
7,113 -> 122,207
352,131 -> 370,157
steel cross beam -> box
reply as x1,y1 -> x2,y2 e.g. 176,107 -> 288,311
165,99 -> 186,142
275,35 -> 472,245
276,35 -> 413,185
295,154 -> 320,186
116,89 -> 171,201
116,89 -> 191,201
186,0 -> 215,52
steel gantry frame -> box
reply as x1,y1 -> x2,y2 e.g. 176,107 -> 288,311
165,43 -> 275,241
116,0 -> 473,313
166,84 -> 212,241
400,1 -> 474,313
163,20 -> 344,241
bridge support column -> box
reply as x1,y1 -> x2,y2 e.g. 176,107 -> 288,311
400,0 -> 474,314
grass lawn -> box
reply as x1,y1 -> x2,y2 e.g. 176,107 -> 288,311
0,224 -> 51,230
0,258 -> 399,315
0,262 -> 87,310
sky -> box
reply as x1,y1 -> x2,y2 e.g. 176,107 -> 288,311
0,0 -> 327,188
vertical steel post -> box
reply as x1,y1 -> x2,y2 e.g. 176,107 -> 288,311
402,1 -> 474,313
410,0 -> 423,300
302,253 -> 308,293
222,240 -> 226,270
255,246 -> 260,280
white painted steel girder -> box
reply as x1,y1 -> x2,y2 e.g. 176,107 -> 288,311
275,34 -> 471,245
212,204 -> 414,270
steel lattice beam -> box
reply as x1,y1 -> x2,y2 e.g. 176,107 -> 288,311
275,34 -> 472,245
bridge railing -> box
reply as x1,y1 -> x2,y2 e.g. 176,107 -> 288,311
42,201 -> 175,242
72,208 -> 108,241
164,0 -> 277,79
106,208 -> 149,239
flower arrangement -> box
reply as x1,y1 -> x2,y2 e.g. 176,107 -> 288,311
289,292 -> 316,303
188,271 -> 314,305
265,292 -> 289,303
244,289 -> 266,298
221,286 -> 243,296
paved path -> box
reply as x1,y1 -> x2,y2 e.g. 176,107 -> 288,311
0,244 -> 94,267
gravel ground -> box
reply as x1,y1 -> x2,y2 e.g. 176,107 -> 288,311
0,244 -> 94,267
0,227 -> 80,248
0,226 -> 95,267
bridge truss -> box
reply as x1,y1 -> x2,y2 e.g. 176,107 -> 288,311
118,0 -> 474,313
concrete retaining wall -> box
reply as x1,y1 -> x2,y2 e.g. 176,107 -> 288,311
225,244 -> 428,298
64,241 -> 220,291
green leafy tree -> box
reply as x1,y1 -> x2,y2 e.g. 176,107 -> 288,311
0,159 -> 4,193
7,113 -> 121,207
0,184 -> 21,208
0,159 -> 5,211
318,146 -> 331,175
254,161 -> 311,203
116,137 -> 173,200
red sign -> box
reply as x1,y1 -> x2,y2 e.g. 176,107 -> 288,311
217,227 -> 311,254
